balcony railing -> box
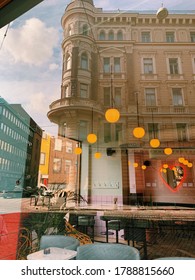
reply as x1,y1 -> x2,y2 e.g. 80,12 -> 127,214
49,97 -> 104,113
140,106 -> 195,115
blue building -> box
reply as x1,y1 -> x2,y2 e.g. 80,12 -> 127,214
0,97 -> 42,196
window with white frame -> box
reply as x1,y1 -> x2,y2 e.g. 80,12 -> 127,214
169,58 -> 179,74
40,153 -> 46,165
166,32 -> 175,42
190,32 -> 195,42
141,32 -> 151,42
145,88 -> 156,106
172,88 -> 183,106
66,141 -> 73,153
81,52 -> 88,69
143,58 -> 153,74
54,138 -> 62,151
80,83 -> 88,98
103,57 -> 110,73
53,158 -> 61,173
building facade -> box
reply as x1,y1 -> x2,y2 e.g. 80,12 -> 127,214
48,0 -> 195,206
0,98 -> 42,194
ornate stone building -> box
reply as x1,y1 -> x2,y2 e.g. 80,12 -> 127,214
48,0 -> 195,206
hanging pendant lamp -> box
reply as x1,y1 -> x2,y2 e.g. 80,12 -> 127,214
150,109 -> 160,148
105,65 -> 120,123
87,108 -> 97,144
133,92 -> 145,139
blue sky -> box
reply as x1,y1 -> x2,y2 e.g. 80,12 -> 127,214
0,0 -> 195,136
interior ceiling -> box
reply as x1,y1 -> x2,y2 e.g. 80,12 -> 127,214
0,0 -> 43,28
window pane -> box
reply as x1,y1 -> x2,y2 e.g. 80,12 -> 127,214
103,57 -> 110,72
117,31 -> 123,40
190,32 -> 195,42
115,123 -> 122,141
80,84 -> 88,98
104,87 -> 111,106
114,87 -> 121,106
53,158 -> 61,173
108,31 -> 114,40
99,31 -> 105,40
141,32 -> 151,42
145,88 -> 156,106
40,153 -> 45,165
81,53 -> 88,69
114,57 -> 121,73
177,123 -> 187,141
172,88 -> 183,106
148,123 -> 159,139
143,58 -> 153,74
169,58 -> 179,74
166,32 -> 175,42
79,120 -> 88,140
104,123 -> 111,142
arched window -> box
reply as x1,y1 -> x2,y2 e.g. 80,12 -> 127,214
82,24 -> 88,36
117,30 -> 123,40
99,30 -> 106,40
66,53 -> 71,70
108,30 -> 114,40
81,52 -> 88,69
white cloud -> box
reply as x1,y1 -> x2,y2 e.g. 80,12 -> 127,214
1,18 -> 59,66
49,63 -> 59,71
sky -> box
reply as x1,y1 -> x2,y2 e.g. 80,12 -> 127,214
0,0 -> 195,136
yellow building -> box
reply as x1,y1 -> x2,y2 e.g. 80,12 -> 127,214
39,132 -> 51,187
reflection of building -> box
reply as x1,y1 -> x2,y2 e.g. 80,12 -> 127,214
0,98 -> 42,192
39,132 -> 51,186
47,136 -> 78,191
48,0 -> 195,205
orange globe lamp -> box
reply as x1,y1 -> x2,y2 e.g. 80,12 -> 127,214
87,133 -> 97,144
141,165 -> 146,170
74,147 -> 82,155
94,152 -> 102,159
133,127 -> 145,139
105,108 -> 120,123
164,147 -> 173,155
150,138 -> 160,148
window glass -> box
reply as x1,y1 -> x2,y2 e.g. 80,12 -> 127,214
99,30 -> 105,40
141,32 -> 151,42
114,57 -> 121,73
108,30 -> 114,40
172,88 -> 183,106
117,31 -> 123,40
166,32 -> 175,42
190,32 -> 195,42
53,158 -> 61,173
169,58 -> 179,74
104,123 -> 111,143
103,57 -> 110,73
80,83 -> 88,98
145,88 -> 156,106
81,53 -> 88,69
114,87 -> 121,106
104,87 -> 111,106
143,58 -> 153,74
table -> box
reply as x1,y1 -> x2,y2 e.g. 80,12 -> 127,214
27,247 -> 77,260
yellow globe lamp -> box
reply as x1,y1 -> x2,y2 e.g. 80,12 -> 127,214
105,108 -> 120,123
150,138 -> 160,148
74,147 -> 82,155
187,162 -> 193,168
178,157 -> 185,163
87,133 -> 97,144
141,165 -> 146,170
183,159 -> 189,165
162,168 -> 167,173
164,147 -> 173,155
133,162 -> 138,168
163,163 -> 168,169
133,127 -> 145,139
94,152 -> 102,159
